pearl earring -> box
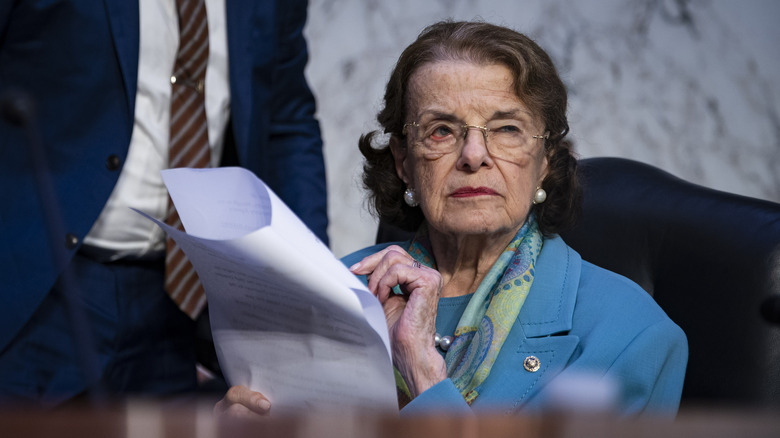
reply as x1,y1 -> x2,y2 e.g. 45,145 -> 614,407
532,187 -> 547,205
404,187 -> 419,207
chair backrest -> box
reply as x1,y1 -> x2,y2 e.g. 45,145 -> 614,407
560,157 -> 780,408
375,157 -> 780,407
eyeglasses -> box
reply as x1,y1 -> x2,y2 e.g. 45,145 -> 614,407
402,119 -> 549,161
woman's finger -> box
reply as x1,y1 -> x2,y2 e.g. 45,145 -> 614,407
350,246 -> 418,298
348,244 -> 409,275
214,385 -> 271,417
373,262 -> 438,302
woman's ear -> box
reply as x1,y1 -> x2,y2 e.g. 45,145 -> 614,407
389,135 -> 409,184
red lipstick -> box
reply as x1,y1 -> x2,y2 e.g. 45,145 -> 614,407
450,186 -> 498,198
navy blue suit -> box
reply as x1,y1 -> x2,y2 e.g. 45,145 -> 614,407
0,0 -> 327,403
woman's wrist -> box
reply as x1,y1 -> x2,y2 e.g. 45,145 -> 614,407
413,357 -> 448,397
395,347 -> 447,398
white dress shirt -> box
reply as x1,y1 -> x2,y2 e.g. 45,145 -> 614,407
83,0 -> 230,259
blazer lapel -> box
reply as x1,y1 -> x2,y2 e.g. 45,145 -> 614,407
225,0 -> 274,154
481,333 -> 580,413
473,236 -> 582,412
103,0 -> 139,114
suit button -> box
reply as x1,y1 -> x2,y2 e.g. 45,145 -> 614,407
65,233 -> 79,250
106,154 -> 121,171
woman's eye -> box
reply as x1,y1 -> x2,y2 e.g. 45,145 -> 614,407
495,125 -> 521,133
429,125 -> 454,139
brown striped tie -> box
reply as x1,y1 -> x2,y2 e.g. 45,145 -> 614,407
165,0 -> 210,319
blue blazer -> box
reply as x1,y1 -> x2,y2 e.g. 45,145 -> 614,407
0,0 -> 327,352
342,236 -> 688,416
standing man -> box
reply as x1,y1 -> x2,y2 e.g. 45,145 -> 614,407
0,0 -> 328,405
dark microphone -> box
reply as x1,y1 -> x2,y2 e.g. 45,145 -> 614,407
1,88 -> 106,405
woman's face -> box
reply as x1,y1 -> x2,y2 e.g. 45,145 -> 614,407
392,61 -> 549,238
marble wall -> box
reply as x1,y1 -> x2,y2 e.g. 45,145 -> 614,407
304,0 -> 780,257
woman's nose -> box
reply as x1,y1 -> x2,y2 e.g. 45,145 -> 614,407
456,127 -> 493,171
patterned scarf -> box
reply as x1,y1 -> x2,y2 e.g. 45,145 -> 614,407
398,214 -> 543,405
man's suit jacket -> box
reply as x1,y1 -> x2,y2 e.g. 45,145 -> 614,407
0,0 -> 327,352
342,236 -> 689,416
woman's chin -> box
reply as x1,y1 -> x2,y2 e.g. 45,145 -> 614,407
429,221 -> 520,239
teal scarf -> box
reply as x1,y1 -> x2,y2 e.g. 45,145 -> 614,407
400,215 -> 543,404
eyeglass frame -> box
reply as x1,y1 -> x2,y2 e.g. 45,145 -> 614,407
401,121 -> 550,157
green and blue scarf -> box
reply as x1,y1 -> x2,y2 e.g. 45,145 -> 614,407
398,214 -> 543,405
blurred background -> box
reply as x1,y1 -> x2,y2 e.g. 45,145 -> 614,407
303,0 -> 780,257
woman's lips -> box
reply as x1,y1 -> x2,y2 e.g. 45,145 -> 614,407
450,186 -> 498,197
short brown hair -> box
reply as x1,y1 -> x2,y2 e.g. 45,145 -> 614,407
359,20 -> 581,235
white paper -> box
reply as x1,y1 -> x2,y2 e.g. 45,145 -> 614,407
137,167 -> 396,413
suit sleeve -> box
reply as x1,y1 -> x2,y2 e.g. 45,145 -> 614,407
266,0 -> 328,244
605,318 -> 689,416
400,379 -> 473,416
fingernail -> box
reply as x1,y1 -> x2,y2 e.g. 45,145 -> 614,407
258,398 -> 271,411
349,262 -> 361,271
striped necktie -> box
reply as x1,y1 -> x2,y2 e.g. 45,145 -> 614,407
165,0 -> 210,319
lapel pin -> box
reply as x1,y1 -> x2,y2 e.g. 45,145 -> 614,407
523,355 -> 541,372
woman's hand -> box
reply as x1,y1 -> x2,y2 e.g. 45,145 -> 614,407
214,385 -> 271,419
350,245 -> 447,398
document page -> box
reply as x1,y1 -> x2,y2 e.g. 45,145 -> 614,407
139,167 -> 396,413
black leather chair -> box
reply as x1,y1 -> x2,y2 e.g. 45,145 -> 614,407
377,157 -> 780,408
561,157 -> 780,408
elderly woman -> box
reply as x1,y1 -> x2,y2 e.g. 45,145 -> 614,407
217,20 -> 687,417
